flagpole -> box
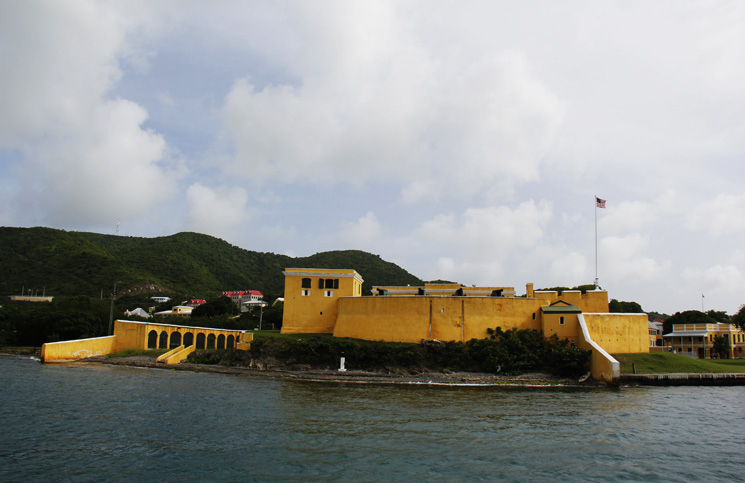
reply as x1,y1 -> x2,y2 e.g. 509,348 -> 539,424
594,195 -> 598,289
594,196 -> 606,289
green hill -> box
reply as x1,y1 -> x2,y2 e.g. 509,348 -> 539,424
0,227 -> 422,299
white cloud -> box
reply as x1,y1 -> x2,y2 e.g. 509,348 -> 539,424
412,200 -> 552,283
600,200 -> 659,235
685,194 -> 745,236
338,212 -> 383,251
600,234 -> 671,282
217,3 -> 565,202
30,99 -> 177,225
0,0 -> 178,228
550,252 -> 589,284
186,183 -> 251,238
682,264 -> 744,293
417,200 -> 552,250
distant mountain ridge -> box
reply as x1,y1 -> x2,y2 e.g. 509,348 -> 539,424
0,227 -> 422,298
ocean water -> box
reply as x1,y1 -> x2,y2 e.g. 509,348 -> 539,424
1,355 -> 743,482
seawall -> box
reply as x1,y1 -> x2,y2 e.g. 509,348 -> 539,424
621,373 -> 745,386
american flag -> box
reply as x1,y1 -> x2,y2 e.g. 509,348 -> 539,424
595,197 -> 606,208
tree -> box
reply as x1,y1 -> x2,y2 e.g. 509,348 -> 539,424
190,296 -> 235,318
712,335 -> 731,359
706,310 -> 730,324
539,284 -> 598,295
609,299 -> 643,313
732,305 -> 745,330
662,310 -> 716,335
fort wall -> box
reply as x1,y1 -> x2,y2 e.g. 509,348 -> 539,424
583,313 -> 649,354
334,296 -> 545,343
41,335 -> 117,362
41,320 -> 252,362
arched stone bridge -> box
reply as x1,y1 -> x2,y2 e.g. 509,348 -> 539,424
40,319 -> 253,362
116,320 -> 251,351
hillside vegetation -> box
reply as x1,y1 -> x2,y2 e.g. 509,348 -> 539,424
0,227 -> 422,298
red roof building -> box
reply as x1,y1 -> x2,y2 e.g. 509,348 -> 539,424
221,290 -> 264,310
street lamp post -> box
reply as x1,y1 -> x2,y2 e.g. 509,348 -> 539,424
108,281 -> 122,336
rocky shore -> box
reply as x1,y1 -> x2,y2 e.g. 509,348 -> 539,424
86,354 -> 589,386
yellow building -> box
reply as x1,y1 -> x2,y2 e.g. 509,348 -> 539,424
663,323 -> 744,359
281,268 -> 649,383
41,320 -> 253,363
281,268 -> 364,334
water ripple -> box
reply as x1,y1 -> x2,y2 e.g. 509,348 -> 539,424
1,356 -> 743,482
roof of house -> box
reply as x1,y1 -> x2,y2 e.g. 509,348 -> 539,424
541,300 -> 582,314
664,330 -> 708,337
221,290 -> 263,297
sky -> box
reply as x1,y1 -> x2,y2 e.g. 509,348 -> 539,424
2,0 -> 745,315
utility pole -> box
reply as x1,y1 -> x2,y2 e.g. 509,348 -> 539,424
108,281 -> 122,336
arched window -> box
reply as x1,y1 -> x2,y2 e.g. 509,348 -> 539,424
147,330 -> 158,349
560,316 -> 565,325
301,278 -> 311,288
159,331 -> 168,349
170,331 -> 182,348
217,334 -> 226,349
183,332 -> 194,346
196,333 -> 206,349
227,335 -> 235,349
207,334 -> 216,349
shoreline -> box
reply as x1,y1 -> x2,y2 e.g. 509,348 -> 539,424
5,349 -> 744,386
94,355 -> 589,387
1,348 -> 588,386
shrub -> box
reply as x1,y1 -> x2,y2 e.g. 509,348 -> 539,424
188,329 -> 590,376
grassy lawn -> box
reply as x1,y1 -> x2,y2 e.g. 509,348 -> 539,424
708,359 -> 745,371
615,352 -> 745,374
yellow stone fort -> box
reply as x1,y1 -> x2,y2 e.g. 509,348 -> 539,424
41,266 -> 649,384
281,268 -> 649,383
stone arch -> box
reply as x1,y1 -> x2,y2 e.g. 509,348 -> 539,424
147,330 -> 158,349
159,331 -> 168,349
227,335 -> 235,349
170,331 -> 181,348
207,334 -> 216,349
183,332 -> 194,347
217,334 -> 226,349
196,333 -> 206,349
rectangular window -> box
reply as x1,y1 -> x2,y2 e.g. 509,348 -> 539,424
301,278 -> 311,289
560,316 -> 565,325
302,290 -> 310,296
325,290 -> 333,297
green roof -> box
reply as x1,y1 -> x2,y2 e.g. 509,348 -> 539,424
541,300 -> 582,314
